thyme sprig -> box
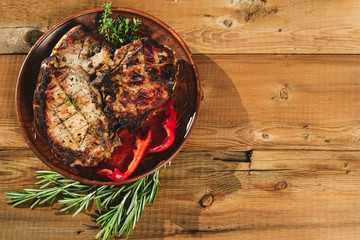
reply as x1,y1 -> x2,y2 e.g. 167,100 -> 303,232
6,170 -> 162,240
98,2 -> 142,47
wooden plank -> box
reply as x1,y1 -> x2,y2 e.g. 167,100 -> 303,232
250,150 -> 360,172
2,149 -> 360,239
3,54 -> 360,151
188,54 -> 360,151
0,55 -> 27,148
1,0 -> 360,54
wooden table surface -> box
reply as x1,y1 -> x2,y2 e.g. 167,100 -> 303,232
2,0 -> 360,239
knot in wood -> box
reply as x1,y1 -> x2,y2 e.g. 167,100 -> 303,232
200,194 -> 214,208
275,181 -> 288,190
280,88 -> 289,100
23,29 -> 44,45
223,19 -> 233,28
262,133 -> 269,139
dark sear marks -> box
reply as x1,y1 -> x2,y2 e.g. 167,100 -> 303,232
33,25 -> 178,168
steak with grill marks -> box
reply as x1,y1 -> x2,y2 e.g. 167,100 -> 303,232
33,25 -> 178,168
91,37 -> 177,129
33,25 -> 118,167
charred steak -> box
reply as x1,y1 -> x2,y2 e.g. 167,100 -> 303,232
33,25 -> 177,167
91,37 -> 177,129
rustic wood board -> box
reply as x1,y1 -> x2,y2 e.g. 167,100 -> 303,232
2,0 -> 360,54
2,0 -> 360,239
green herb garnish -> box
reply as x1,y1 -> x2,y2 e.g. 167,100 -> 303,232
98,2 -> 142,47
64,95 -> 79,110
71,99 -> 79,109
6,170 -> 162,240
64,95 -> 70,103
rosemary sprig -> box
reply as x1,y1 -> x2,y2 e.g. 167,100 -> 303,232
6,170 -> 162,240
98,2 -> 142,47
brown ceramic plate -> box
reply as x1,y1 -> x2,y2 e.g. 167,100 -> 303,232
16,8 -> 200,185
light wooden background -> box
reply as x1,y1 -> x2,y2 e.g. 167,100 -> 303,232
2,0 -> 360,239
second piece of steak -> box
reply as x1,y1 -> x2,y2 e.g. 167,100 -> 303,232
91,37 -> 178,129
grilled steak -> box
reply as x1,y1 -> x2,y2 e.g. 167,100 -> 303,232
33,25 -> 177,168
91,37 -> 177,129
33,25 -> 117,167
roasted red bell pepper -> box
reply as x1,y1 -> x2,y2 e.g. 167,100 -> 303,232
97,99 -> 177,182
143,99 -> 177,153
97,129 -> 152,181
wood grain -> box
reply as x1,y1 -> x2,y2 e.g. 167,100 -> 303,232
186,54 -> 360,151
0,55 -> 27,148
250,150 -> 360,172
2,0 -> 360,54
2,149 -> 360,239
3,54 -> 360,151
